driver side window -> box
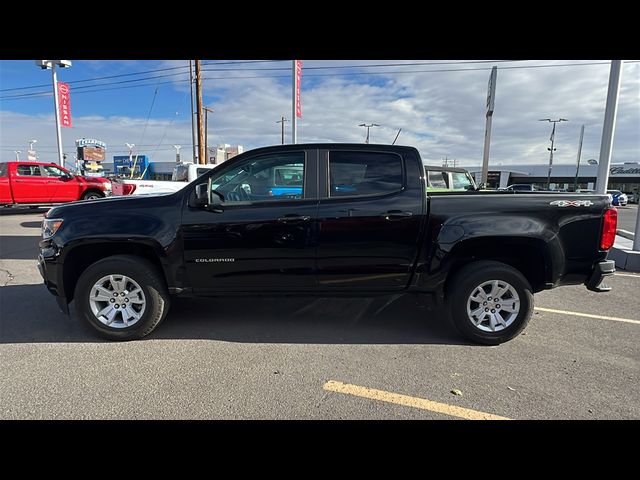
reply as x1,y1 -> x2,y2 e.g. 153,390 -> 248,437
211,152 -> 305,204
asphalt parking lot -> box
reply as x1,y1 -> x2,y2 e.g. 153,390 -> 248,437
0,206 -> 638,420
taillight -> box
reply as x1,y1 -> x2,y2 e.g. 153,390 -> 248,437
123,184 -> 136,195
600,208 -> 617,250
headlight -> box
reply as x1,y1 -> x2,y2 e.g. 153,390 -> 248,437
103,182 -> 112,191
42,218 -> 64,239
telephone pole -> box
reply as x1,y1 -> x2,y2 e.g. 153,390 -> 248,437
276,116 -> 289,144
204,107 -> 214,164
189,60 -> 197,163
195,60 -> 205,165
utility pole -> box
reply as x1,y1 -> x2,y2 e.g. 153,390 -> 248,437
203,107 -> 214,164
359,123 -> 380,144
276,116 -> 289,144
539,118 -> 568,190
189,60 -> 197,163
573,125 -> 585,192
195,60 -> 205,165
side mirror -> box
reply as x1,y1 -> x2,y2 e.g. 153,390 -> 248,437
193,183 -> 209,208
60,173 -> 73,181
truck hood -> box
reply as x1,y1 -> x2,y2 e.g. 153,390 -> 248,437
47,190 -> 180,218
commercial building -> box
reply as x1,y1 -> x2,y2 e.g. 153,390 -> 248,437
465,162 -> 640,197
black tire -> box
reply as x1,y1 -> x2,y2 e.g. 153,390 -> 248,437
446,260 -> 533,345
75,255 -> 170,341
81,190 -> 104,200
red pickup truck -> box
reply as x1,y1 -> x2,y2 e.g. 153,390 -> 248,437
0,161 -> 111,206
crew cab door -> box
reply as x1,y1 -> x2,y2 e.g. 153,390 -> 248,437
315,148 -> 424,291
10,164 -> 50,202
182,149 -> 319,292
40,164 -> 79,202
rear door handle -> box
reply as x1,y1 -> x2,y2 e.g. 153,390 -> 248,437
14,180 -> 24,183
383,210 -> 413,220
278,214 -> 311,223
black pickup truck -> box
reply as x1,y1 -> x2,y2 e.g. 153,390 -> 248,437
38,144 -> 617,344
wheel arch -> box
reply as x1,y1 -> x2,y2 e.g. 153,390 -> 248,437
444,236 -> 551,295
61,240 -> 167,303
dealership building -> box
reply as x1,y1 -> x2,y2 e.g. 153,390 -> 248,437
465,162 -> 640,196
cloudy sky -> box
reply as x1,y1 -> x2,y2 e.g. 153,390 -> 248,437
1,60 -> 638,168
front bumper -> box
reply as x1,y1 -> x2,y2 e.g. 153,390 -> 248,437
38,251 -> 69,314
585,260 -> 615,292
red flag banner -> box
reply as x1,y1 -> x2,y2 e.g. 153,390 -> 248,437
57,81 -> 72,128
295,60 -> 302,118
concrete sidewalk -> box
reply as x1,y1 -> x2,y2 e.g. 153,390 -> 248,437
608,234 -> 640,272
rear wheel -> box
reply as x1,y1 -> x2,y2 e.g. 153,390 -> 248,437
446,260 -> 533,345
75,255 -> 170,340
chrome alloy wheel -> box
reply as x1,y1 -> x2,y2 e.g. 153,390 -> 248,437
88,274 -> 146,328
466,280 -> 520,333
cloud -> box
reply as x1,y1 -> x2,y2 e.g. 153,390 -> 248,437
2,60 -> 638,167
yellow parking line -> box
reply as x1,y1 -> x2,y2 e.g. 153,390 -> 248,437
535,307 -> 640,325
323,380 -> 510,420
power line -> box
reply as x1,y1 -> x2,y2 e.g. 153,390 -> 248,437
2,61 -> 638,101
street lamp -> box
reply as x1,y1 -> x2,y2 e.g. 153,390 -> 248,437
359,123 -> 380,144
539,118 -> 568,190
35,60 -> 72,167
28,139 -> 38,160
14,151 -> 22,161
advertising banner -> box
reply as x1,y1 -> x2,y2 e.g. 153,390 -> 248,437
58,82 -> 72,127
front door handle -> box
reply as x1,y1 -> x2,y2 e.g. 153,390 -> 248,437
277,214 -> 311,223
383,210 -> 413,220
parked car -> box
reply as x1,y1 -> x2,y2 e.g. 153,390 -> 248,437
607,190 -> 628,206
39,143 -> 616,345
425,166 -> 476,192
0,161 -> 110,206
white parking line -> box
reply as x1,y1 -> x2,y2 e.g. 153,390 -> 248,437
534,307 -> 640,325
615,273 -> 640,278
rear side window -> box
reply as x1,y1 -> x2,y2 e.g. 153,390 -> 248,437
426,170 -> 448,189
329,151 -> 403,197
0,163 -> 7,177
16,165 -> 42,176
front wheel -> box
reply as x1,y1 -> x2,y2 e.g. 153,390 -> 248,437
81,190 -> 104,200
75,255 -> 170,340
446,260 -> 533,345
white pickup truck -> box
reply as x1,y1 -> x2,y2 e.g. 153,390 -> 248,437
111,163 -> 215,196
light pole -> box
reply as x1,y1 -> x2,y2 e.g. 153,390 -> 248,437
573,125 -> 585,192
35,60 -> 72,167
359,123 -> 380,144
173,145 -> 182,164
14,151 -> 21,161
203,107 -> 214,164
29,139 -> 38,151
126,143 -> 135,178
28,139 -> 38,160
539,118 -> 568,190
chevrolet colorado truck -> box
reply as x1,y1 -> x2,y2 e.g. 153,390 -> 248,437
38,144 -> 617,344
1,161 -> 110,206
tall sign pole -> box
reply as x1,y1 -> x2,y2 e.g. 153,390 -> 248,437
189,60 -> 197,163
51,63 -> 65,166
595,60 -> 624,194
573,124 -> 585,192
292,60 -> 302,144
195,60 -> 205,165
481,66 -> 497,186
